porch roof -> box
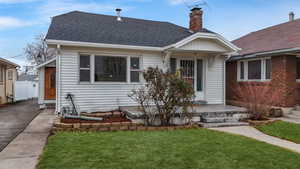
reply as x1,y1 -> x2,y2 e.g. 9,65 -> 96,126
36,57 -> 56,69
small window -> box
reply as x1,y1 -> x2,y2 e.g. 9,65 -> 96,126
79,55 -> 90,82
240,62 -> 244,80
95,56 -> 127,82
248,60 -> 261,80
8,70 -> 13,80
297,58 -> 300,80
170,58 -> 177,74
130,57 -> 140,82
265,59 -> 271,79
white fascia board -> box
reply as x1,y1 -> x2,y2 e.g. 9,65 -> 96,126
163,32 -> 241,52
35,57 -> 57,69
46,39 -> 164,52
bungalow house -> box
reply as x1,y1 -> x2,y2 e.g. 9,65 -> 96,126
37,8 -> 240,114
227,12 -> 300,112
0,57 -> 19,104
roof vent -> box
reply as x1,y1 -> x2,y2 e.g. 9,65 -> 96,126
116,8 -> 122,21
289,12 -> 295,21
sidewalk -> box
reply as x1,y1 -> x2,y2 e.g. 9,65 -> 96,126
0,109 -> 55,169
211,126 -> 300,154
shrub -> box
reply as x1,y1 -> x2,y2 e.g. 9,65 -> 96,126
232,82 -> 281,120
129,67 -> 195,126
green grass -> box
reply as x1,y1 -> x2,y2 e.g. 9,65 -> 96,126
38,129 -> 300,169
256,121 -> 300,143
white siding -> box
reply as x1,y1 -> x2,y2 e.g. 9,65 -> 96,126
58,50 -> 163,112
206,56 -> 225,104
180,39 -> 228,52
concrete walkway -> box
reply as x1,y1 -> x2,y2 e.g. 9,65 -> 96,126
211,126 -> 300,154
0,99 -> 39,151
0,109 -> 55,169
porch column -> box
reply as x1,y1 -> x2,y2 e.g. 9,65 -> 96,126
163,51 -> 172,72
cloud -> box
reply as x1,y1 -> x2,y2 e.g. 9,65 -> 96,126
0,0 -> 39,3
0,16 -> 31,29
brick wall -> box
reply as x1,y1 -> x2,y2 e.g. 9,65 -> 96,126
226,55 -> 300,108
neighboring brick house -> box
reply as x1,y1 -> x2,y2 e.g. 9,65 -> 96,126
227,13 -> 300,109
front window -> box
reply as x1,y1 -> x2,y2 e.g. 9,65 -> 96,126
130,57 -> 140,83
79,55 -> 90,82
265,59 -> 271,80
238,58 -> 271,81
248,60 -> 261,80
95,56 -> 127,82
297,58 -> 300,80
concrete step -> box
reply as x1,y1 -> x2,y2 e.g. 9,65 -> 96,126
285,114 -> 300,120
198,122 -> 249,128
202,117 -> 240,123
291,110 -> 300,116
201,111 -> 248,118
295,106 -> 300,111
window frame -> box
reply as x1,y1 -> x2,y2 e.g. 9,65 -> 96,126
78,53 -> 143,84
237,57 -> 271,82
7,70 -> 13,80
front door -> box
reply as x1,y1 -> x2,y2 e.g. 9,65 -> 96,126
45,67 -> 56,100
179,59 -> 204,100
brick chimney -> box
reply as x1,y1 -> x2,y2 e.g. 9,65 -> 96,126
189,7 -> 203,32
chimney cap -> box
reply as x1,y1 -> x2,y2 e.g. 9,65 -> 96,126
116,8 -> 122,12
191,7 -> 202,12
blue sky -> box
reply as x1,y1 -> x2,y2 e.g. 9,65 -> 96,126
1,0 -> 300,67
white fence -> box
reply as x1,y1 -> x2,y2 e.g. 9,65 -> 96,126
14,81 -> 38,101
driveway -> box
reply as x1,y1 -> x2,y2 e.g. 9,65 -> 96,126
0,99 -> 39,152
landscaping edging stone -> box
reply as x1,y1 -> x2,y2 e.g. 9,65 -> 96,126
52,117 -> 199,133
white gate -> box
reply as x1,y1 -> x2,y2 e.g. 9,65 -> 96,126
14,81 -> 38,101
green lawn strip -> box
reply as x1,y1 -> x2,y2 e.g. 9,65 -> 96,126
38,129 -> 300,169
256,121 -> 300,144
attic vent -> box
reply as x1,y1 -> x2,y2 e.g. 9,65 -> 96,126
116,8 -> 122,21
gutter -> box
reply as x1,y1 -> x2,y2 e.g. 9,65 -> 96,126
229,47 -> 300,61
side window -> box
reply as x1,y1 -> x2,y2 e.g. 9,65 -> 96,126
240,62 -> 244,80
265,59 -> 271,80
297,58 -> 300,80
130,57 -> 140,83
79,55 -> 91,82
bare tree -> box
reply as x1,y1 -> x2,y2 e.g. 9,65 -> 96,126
24,34 -> 56,65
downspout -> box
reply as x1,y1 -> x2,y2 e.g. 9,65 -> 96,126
55,44 -> 61,114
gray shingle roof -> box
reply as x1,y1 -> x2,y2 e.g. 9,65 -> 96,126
46,11 -> 214,47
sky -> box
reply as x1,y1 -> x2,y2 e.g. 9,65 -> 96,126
0,0 -> 300,67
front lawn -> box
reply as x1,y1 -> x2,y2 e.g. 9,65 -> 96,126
38,129 -> 300,169
256,121 -> 300,143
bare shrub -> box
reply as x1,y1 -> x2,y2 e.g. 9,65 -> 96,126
232,82 -> 281,120
129,67 -> 195,126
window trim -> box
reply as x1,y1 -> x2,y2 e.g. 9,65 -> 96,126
237,57 -> 271,82
78,52 -> 143,85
